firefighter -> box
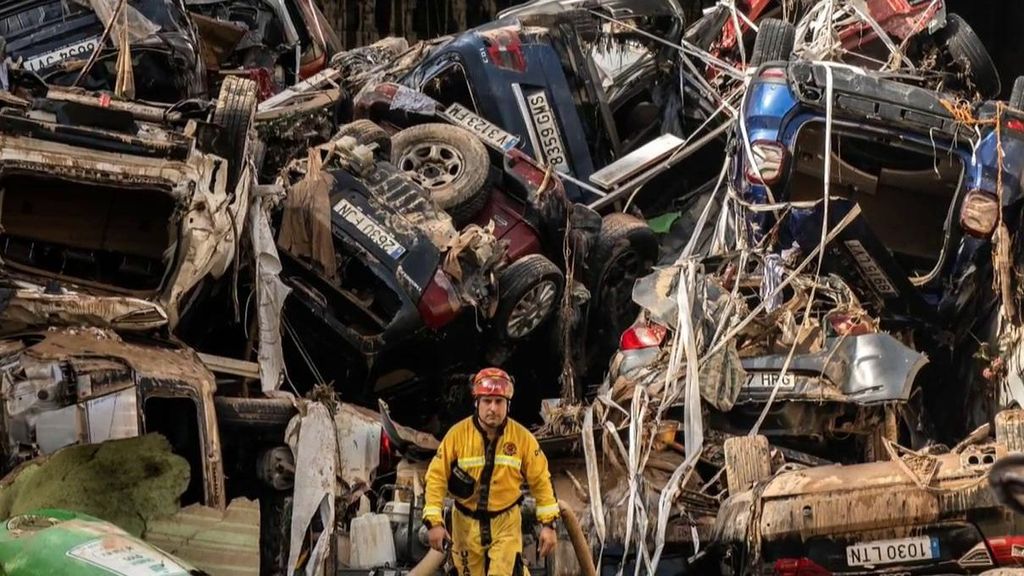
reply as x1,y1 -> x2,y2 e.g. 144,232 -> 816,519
423,367 -> 560,575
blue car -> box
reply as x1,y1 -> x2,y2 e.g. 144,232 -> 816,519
353,0 -> 723,205
735,47 -> 1024,440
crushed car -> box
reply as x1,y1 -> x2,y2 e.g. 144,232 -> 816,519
710,410 -> 1024,575
352,0 -> 727,208
272,122 -> 657,416
0,73 -> 258,327
0,0 -> 207,101
185,0 -> 343,98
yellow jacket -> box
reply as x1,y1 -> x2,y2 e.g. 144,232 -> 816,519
423,416 -> 560,527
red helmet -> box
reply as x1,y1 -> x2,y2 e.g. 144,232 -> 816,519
472,368 -> 515,400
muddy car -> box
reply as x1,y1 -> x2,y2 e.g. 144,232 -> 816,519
185,0 -> 342,97
276,127 -> 657,407
0,0 -> 206,102
734,43 -> 1024,437
709,410 -> 1024,575
604,259 -> 928,460
0,74 -> 257,327
0,327 -> 226,509
352,0 -> 725,207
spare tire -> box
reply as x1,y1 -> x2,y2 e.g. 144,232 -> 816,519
749,18 -> 795,67
336,119 -> 392,159
391,123 -> 491,226
941,14 -> 1001,99
212,75 -> 258,191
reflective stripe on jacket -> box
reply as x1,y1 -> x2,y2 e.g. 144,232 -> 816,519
423,416 -> 560,527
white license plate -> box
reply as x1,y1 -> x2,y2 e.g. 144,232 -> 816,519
67,536 -> 190,575
525,90 -> 569,171
846,536 -> 938,567
333,199 -> 406,259
24,37 -> 101,73
743,372 -> 796,390
442,103 -> 519,152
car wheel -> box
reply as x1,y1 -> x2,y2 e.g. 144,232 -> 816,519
212,75 -> 259,191
493,255 -> 564,341
336,119 -> 391,159
940,14 -> 1001,99
391,123 -> 491,227
724,434 -> 773,495
588,213 -> 658,329
749,18 -> 795,67
214,396 -> 297,430
1010,77 -> 1024,110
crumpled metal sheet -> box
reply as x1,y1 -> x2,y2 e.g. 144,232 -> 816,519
390,84 -> 439,114
0,285 -> 168,332
250,201 -> 292,393
285,403 -> 338,576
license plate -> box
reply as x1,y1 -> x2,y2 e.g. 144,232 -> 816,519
743,372 -> 796,390
442,103 -> 519,152
524,90 -> 569,171
333,199 -> 406,259
67,536 -> 190,575
846,536 -> 938,567
24,37 -> 101,73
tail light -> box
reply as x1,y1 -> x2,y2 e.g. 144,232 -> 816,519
417,270 -> 461,329
379,431 -> 394,472
759,66 -> 787,80
745,141 -> 788,184
960,190 -> 1000,238
619,323 -> 668,351
1007,118 -> 1024,133
773,557 -> 832,576
987,536 -> 1024,566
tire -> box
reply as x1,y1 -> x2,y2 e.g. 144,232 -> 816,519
336,119 -> 391,159
585,213 -> 658,368
941,14 -> 1001,99
391,123 -> 491,227
1011,77 -> 1024,110
724,435 -> 773,495
492,254 -> 564,341
749,18 -> 795,67
215,396 -> 297,429
212,75 -> 258,191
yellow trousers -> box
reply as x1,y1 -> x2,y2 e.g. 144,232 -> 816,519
451,505 -> 528,576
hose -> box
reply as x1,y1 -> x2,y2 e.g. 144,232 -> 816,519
407,549 -> 446,576
559,500 -> 597,576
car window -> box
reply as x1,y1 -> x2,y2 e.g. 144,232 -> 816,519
420,59 -> 478,113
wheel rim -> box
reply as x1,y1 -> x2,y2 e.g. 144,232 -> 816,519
507,280 -> 558,338
398,141 -> 465,191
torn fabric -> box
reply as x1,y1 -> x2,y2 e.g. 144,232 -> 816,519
277,169 -> 338,282
250,201 -> 292,393
286,403 -> 338,576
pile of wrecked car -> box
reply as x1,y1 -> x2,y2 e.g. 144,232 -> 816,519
4,0 -> 1024,575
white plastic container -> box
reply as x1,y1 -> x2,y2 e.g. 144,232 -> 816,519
349,513 -> 398,569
